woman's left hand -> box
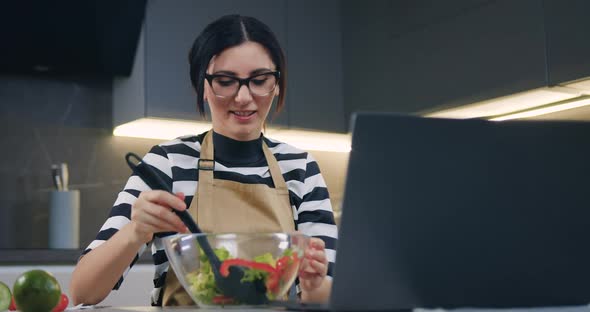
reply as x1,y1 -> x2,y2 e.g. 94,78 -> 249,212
298,237 -> 328,292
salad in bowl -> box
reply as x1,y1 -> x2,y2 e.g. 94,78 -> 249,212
163,232 -> 309,307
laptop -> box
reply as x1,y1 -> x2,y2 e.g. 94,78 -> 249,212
324,113 -> 590,311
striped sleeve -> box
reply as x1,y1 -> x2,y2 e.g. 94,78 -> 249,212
82,144 -> 172,290
295,153 -> 338,278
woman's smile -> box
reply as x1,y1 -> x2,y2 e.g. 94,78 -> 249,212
230,110 -> 257,121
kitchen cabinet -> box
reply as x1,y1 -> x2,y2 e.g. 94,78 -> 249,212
114,0 -> 345,132
341,0 -> 548,120
114,0 -> 288,127
544,0 -> 590,85
115,1 -> 588,133
284,0 -> 345,132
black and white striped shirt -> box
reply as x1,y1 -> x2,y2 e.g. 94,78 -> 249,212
83,131 -> 338,305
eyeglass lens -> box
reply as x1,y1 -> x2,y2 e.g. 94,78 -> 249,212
211,73 -> 277,97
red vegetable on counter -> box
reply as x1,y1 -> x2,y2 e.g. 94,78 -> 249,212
52,293 -> 69,312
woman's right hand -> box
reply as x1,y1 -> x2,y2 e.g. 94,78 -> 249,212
129,190 -> 189,244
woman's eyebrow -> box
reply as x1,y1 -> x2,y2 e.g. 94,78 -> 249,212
212,70 -> 237,76
250,68 -> 274,75
212,68 -> 275,76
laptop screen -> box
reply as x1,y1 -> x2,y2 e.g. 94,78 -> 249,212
331,113 -> 590,310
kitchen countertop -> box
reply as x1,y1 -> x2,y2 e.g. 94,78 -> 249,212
75,307 -> 280,312
0,249 -> 152,265
69,305 -> 590,312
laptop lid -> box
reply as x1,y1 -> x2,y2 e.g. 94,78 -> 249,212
330,113 -> 590,310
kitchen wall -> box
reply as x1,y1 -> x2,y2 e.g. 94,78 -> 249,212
5,0 -> 586,250
0,74 -> 347,249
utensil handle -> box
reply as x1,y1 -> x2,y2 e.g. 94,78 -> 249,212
124,153 -> 221,268
125,153 -> 200,231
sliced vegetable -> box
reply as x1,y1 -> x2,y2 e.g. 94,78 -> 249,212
212,294 -> 235,305
187,246 -> 300,305
219,259 -> 276,277
265,273 -> 280,293
8,296 -> 16,311
0,281 -> 11,311
253,252 -> 276,267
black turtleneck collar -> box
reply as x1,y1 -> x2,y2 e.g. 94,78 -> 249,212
212,131 -> 265,166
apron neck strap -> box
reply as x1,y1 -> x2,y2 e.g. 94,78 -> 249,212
197,131 -> 215,219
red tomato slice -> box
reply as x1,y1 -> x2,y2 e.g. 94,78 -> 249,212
266,273 -> 280,293
8,296 -> 16,311
52,293 -> 69,312
276,256 -> 290,271
212,295 -> 234,305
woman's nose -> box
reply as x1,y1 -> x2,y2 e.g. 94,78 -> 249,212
234,84 -> 253,104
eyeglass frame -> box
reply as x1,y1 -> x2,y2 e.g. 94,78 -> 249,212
204,71 -> 281,98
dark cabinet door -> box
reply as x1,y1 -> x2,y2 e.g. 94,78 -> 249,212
285,0 -> 345,133
342,0 -> 548,120
544,0 -> 590,85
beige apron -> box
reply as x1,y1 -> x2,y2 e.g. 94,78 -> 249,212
161,130 -> 295,306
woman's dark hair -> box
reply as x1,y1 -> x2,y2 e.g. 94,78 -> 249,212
189,14 -> 287,118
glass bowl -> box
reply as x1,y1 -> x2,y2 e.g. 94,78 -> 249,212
162,232 -> 309,307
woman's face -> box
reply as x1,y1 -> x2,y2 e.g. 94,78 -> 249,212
204,41 -> 278,141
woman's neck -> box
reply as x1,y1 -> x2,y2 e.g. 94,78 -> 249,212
212,131 -> 264,165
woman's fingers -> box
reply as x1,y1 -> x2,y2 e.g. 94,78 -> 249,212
306,248 -> 327,263
141,190 -> 187,211
300,243 -> 328,280
309,258 -> 327,276
132,191 -> 188,233
309,237 -> 325,250
144,201 -> 187,233
301,258 -> 314,273
134,208 -> 179,234
298,242 -> 329,289
299,259 -> 326,278
298,271 -> 318,280
136,203 -> 186,233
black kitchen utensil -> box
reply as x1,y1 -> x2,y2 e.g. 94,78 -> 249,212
125,152 -> 268,304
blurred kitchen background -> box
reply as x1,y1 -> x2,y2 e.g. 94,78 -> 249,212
1,0 -> 589,251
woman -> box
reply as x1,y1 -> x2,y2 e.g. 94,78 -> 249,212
70,14 -> 337,306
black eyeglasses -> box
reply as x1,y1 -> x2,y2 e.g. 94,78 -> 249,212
205,71 -> 280,98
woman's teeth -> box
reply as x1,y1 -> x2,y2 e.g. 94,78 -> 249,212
233,111 -> 255,116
